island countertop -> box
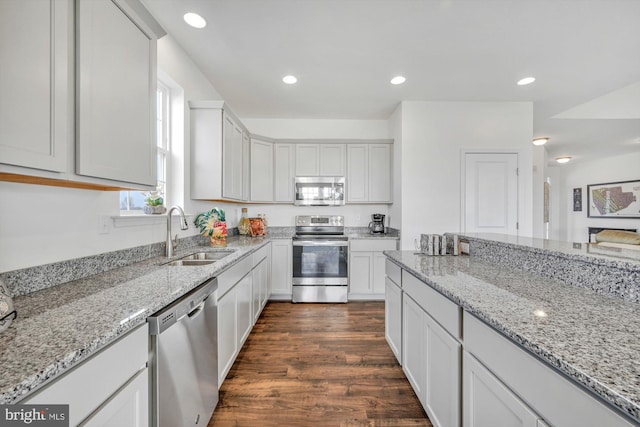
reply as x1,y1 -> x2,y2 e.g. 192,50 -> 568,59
384,250 -> 640,423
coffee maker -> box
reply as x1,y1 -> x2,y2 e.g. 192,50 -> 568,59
368,214 -> 385,234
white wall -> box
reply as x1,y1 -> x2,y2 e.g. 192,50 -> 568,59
0,35 -> 222,272
553,151 -> 640,242
398,101 -> 533,250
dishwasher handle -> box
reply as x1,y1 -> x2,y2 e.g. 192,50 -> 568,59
187,300 -> 206,319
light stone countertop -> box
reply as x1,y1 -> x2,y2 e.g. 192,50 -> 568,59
385,250 -> 640,423
0,236 -> 270,404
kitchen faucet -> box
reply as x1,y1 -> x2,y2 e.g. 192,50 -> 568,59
167,206 -> 189,257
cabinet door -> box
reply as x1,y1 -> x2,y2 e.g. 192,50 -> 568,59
319,144 -> 345,176
252,260 -> 263,323
463,351 -> 539,427
218,287 -> 237,385
274,143 -> 295,202
402,295 -> 426,404
0,0 -> 70,172
222,114 -> 243,200
236,272 -> 253,346
295,144 -> 319,176
81,368 -> 148,427
349,252 -> 372,295
372,252 -> 388,294
369,144 -> 392,202
425,314 -> 461,427
76,0 -> 156,186
385,277 -> 402,364
347,144 -> 368,202
260,252 -> 271,309
242,132 -> 250,201
271,240 -> 292,298
250,139 -> 274,202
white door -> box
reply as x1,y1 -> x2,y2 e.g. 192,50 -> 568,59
464,153 -> 518,234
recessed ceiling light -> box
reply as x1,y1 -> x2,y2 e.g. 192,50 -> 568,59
532,137 -> 549,146
517,77 -> 536,86
282,75 -> 298,84
556,156 -> 572,164
390,76 -> 406,85
183,12 -> 206,28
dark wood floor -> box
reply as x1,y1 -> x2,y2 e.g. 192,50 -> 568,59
208,301 -> 432,427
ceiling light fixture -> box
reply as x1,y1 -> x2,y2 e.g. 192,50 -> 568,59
556,156 -> 572,164
532,137 -> 549,146
183,12 -> 206,28
282,75 -> 298,84
517,77 -> 536,86
390,76 -> 406,85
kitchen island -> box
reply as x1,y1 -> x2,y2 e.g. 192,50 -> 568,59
385,233 -> 640,426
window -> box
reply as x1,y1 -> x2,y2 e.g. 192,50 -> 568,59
120,81 -> 171,213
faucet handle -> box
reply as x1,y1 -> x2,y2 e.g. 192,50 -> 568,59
172,234 -> 179,251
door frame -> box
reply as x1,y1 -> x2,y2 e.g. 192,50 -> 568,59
460,149 -> 523,234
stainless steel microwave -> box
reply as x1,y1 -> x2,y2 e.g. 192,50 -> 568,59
294,176 -> 345,206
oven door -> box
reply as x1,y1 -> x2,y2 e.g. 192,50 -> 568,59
292,239 -> 348,285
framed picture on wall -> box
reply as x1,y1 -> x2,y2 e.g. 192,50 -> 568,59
587,179 -> 640,218
573,187 -> 582,212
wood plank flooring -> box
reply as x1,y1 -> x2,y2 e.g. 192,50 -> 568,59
208,301 -> 432,427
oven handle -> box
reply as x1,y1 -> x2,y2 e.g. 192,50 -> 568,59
293,240 -> 349,247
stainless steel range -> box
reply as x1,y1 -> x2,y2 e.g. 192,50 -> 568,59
292,215 -> 348,303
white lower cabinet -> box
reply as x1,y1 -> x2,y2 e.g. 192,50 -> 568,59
402,293 -> 461,427
24,325 -> 148,427
384,276 -> 402,364
349,239 -> 397,299
402,295 -> 426,399
81,368 -> 149,427
463,351 -> 539,427
218,244 -> 272,386
425,313 -> 461,427
270,239 -> 292,300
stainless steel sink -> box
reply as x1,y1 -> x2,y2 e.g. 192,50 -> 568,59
179,251 -> 235,261
164,250 -> 236,266
166,259 -> 217,267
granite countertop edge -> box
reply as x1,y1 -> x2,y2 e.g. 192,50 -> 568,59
0,237 -> 271,404
384,250 -> 640,423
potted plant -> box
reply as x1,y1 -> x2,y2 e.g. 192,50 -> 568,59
143,187 -> 167,214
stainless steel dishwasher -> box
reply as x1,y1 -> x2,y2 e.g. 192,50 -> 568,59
149,278 -> 218,427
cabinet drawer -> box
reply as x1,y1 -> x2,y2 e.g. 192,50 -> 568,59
386,258 -> 401,286
351,239 -> 397,252
464,313 -> 634,427
218,255 -> 253,298
402,270 -> 461,340
24,324 -> 148,426
252,244 -> 269,266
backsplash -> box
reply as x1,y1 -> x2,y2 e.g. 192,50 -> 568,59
455,233 -> 640,303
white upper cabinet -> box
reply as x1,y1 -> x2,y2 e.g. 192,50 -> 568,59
295,143 -> 346,177
295,144 -> 320,176
0,0 -> 71,173
274,143 -> 295,202
347,143 -> 392,203
250,138 -> 274,202
319,144 -> 346,176
76,0 -> 163,187
190,102 -> 250,201
222,112 -> 244,200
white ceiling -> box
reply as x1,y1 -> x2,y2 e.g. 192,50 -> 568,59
143,0 -> 640,163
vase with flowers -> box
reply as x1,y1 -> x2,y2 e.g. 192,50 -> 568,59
194,207 -> 228,246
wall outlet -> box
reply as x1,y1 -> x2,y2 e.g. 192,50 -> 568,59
355,214 -> 361,222
99,215 -> 111,234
